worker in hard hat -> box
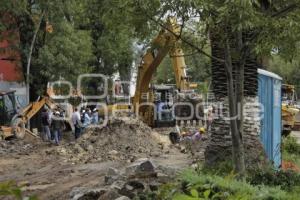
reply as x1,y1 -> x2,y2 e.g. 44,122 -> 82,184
51,111 -> 64,145
91,108 -> 99,124
181,127 -> 206,141
41,108 -> 51,141
192,127 -> 206,141
199,127 -> 206,134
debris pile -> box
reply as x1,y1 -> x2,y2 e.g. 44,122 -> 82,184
70,158 -> 179,200
55,117 -> 167,163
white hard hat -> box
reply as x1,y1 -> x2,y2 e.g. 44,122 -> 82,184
93,108 -> 97,112
82,110 -> 86,113
55,111 -> 60,115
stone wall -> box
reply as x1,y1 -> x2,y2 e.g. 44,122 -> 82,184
204,96 -> 268,169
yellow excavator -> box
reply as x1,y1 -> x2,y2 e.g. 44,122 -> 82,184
0,90 -> 64,140
281,84 -> 300,136
133,17 -> 202,127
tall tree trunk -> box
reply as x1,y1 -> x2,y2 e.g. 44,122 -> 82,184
224,36 -> 246,177
118,62 -> 132,96
236,31 -> 246,145
26,11 -> 45,103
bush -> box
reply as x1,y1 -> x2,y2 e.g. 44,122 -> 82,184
0,181 -> 37,200
248,169 -> 300,191
200,160 -> 234,176
282,136 -> 300,155
136,170 -> 292,200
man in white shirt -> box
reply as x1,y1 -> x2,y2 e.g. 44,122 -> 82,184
71,108 -> 81,139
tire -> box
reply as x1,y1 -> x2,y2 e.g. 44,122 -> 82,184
11,118 -> 26,139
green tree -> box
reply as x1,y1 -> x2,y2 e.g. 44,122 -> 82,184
131,0 -> 300,177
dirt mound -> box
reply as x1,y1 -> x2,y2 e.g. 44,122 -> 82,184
55,117 -> 166,163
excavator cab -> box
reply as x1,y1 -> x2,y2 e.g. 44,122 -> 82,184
0,90 -> 22,139
153,85 -> 176,127
0,91 -> 18,126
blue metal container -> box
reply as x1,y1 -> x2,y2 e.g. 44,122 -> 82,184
258,69 -> 282,168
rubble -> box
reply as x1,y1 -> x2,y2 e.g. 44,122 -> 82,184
70,158 -> 180,200
105,168 -> 122,185
70,187 -> 107,200
125,159 -> 156,178
54,116 -> 167,163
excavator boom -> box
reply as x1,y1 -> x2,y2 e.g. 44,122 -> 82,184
134,17 -> 190,106
133,17 -> 202,127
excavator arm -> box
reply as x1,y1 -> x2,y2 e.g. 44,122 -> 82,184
133,17 -> 201,126
133,17 -> 189,106
20,97 -> 57,122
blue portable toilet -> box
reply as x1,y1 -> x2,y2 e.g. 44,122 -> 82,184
258,69 -> 282,168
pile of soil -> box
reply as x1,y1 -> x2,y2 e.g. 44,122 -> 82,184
54,117 -> 167,163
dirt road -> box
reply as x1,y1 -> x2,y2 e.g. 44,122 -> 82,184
0,130 -> 195,200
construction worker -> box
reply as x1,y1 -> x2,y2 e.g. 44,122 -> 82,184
72,108 -> 81,139
169,125 -> 181,144
51,111 -> 64,145
41,108 -> 51,141
91,108 -> 99,124
169,126 -> 206,144
83,108 -> 91,127
191,127 -> 205,141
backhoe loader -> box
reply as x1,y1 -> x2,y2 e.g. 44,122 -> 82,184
0,90 -> 64,140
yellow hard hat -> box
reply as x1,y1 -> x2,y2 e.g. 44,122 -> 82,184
199,127 -> 205,133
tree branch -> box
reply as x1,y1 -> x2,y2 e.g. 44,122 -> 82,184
271,3 -> 299,18
147,15 -> 225,63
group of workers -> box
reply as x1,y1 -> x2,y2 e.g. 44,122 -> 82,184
71,107 -> 99,139
41,107 -> 99,145
41,108 -> 65,145
169,126 -> 206,144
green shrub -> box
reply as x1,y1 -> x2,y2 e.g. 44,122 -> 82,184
0,181 -> 37,200
248,169 -> 300,191
200,161 -> 234,176
282,136 -> 300,155
136,170 -> 292,200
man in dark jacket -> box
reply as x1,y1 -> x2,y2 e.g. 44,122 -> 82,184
51,111 -> 64,145
41,108 -> 51,141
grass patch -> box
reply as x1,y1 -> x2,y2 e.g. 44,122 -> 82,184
282,135 -> 300,170
0,181 -> 37,200
147,170 -> 292,200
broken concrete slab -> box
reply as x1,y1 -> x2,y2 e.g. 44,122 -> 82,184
98,188 -> 120,200
70,187 -> 107,200
125,159 -> 156,178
